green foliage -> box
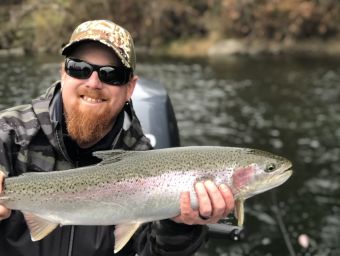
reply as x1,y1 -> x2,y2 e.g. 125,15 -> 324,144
219,0 -> 340,40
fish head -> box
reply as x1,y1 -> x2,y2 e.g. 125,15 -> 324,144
230,149 -> 293,200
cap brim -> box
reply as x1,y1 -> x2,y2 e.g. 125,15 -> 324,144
61,39 -> 131,69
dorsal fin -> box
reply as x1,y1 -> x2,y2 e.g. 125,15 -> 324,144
93,150 -> 142,165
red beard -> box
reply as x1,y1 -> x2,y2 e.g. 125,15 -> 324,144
64,88 -> 114,148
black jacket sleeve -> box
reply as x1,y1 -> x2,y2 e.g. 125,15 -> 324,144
127,220 -> 208,256
0,128 -> 18,177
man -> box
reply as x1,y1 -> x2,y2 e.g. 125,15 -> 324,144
0,20 -> 234,255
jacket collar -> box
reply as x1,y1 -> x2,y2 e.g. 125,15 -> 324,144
32,81 -> 147,151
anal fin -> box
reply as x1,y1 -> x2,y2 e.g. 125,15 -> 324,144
114,222 -> 142,253
23,212 -> 59,241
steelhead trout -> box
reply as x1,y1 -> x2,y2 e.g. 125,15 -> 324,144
0,146 -> 292,252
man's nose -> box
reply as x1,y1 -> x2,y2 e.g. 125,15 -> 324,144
86,71 -> 103,89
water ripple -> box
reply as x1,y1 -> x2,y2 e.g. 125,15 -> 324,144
1,54 -> 340,255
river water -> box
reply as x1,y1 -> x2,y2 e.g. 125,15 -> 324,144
0,53 -> 340,256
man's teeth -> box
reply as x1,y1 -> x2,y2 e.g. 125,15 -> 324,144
82,96 -> 103,103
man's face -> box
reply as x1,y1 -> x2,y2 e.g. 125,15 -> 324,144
61,42 -> 137,148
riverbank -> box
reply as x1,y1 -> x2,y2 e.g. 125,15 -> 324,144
1,0 -> 340,59
138,37 -> 340,59
2,37 -> 340,59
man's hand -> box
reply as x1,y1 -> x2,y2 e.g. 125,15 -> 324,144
172,181 -> 234,225
0,171 -> 11,221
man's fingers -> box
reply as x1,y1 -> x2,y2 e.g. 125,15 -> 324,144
195,182 -> 212,218
0,205 -> 11,220
204,181 -> 227,221
179,191 -> 192,217
171,183 -> 235,225
172,191 -> 195,224
0,171 -> 11,221
219,184 -> 234,216
0,171 -> 4,192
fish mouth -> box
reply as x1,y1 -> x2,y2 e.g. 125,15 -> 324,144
235,166 -> 293,201
276,160 -> 293,177
281,160 -> 293,175
250,162 -> 293,196
279,168 -> 293,182
269,166 -> 293,188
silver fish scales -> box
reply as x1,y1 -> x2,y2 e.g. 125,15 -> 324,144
0,146 -> 292,252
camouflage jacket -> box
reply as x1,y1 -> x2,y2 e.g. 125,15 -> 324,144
0,82 -> 206,256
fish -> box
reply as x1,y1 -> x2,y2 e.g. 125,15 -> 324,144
0,146 -> 292,252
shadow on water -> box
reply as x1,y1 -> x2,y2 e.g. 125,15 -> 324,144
1,53 -> 340,255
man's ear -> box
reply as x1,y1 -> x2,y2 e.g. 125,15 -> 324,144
60,68 -> 67,90
60,61 -> 67,85
126,75 -> 138,101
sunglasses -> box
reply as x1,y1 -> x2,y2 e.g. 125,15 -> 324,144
64,57 -> 133,86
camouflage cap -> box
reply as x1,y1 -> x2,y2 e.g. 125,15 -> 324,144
61,20 -> 136,71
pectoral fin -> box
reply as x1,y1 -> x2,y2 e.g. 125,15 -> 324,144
114,222 -> 142,253
23,212 -> 59,241
234,199 -> 245,227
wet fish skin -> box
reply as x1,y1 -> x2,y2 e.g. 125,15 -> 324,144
0,146 -> 293,252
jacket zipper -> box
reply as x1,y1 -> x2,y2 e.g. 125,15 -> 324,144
68,226 -> 75,256
55,128 -> 76,256
53,117 -> 124,256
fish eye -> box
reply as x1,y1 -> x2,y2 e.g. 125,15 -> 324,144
265,163 -> 276,172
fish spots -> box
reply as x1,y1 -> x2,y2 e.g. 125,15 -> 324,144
2,146 -> 291,223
